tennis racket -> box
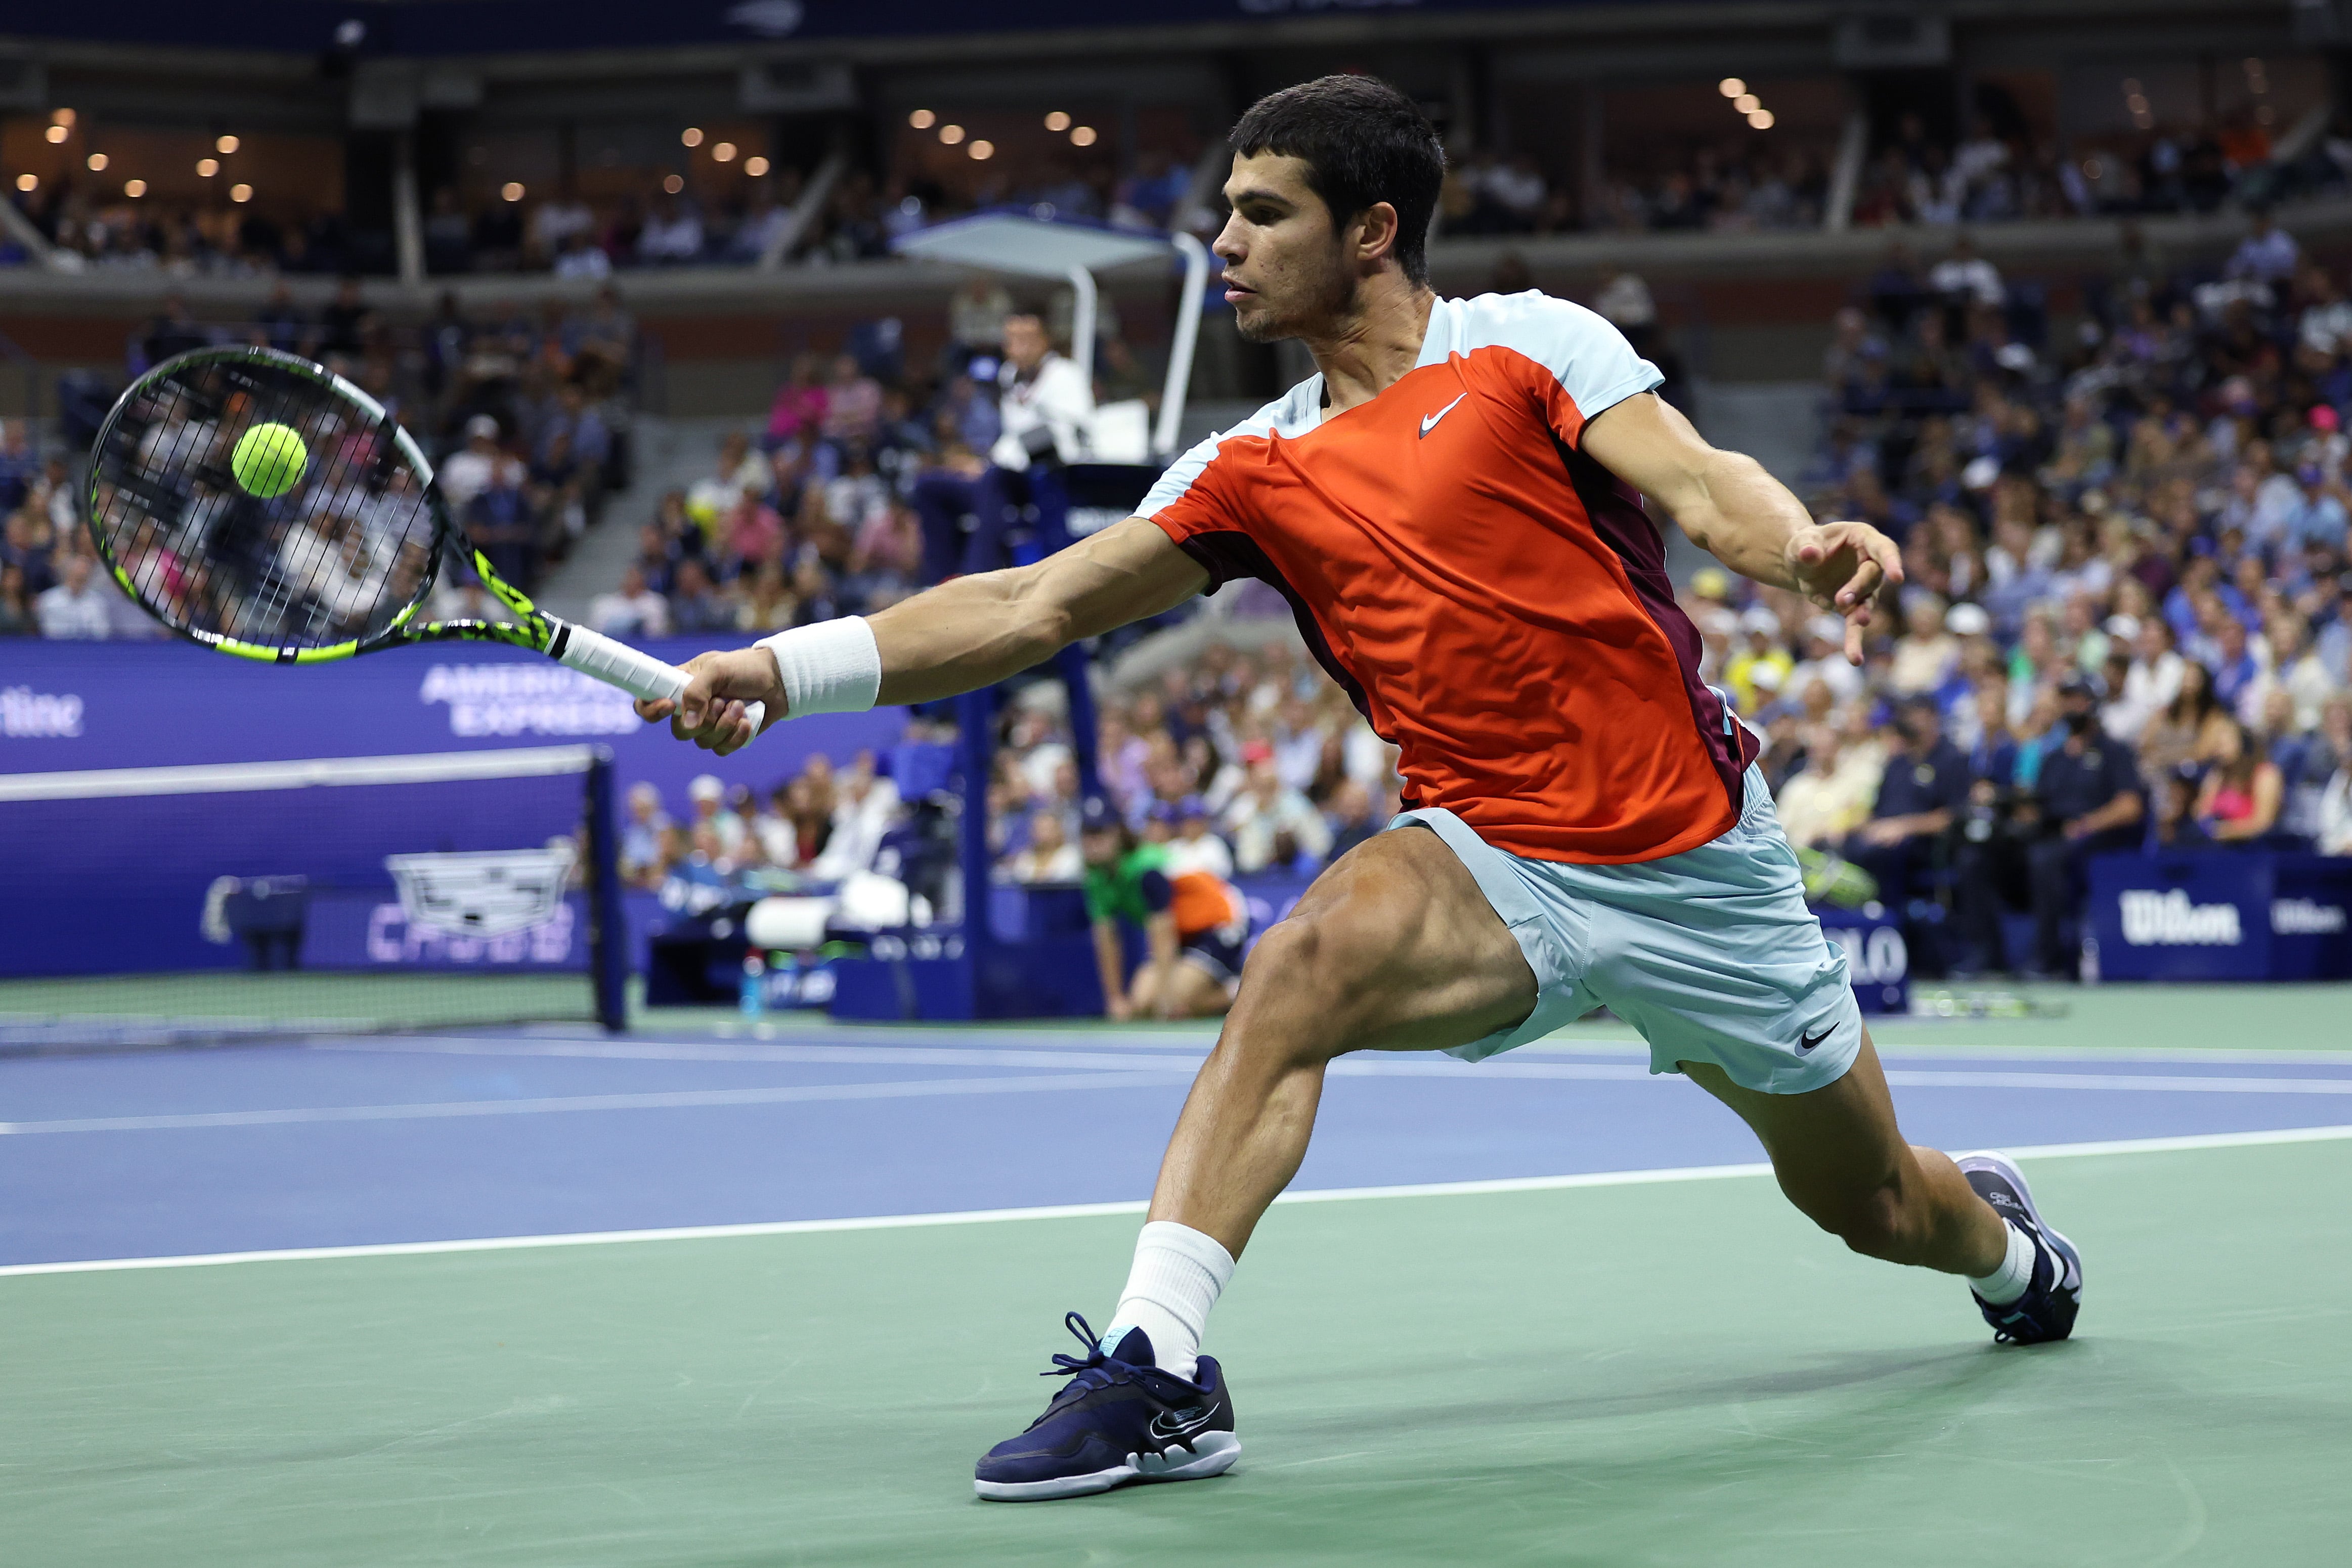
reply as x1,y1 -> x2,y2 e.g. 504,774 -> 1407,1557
81,344 -> 761,734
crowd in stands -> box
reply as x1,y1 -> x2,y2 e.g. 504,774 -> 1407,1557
586,292 -> 1158,643
1730,210 -> 2352,977
615,637 -> 1402,908
1850,110 -> 2350,229
1,281 -> 641,637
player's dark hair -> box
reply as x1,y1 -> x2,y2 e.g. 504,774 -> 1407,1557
1230,75 -> 1445,286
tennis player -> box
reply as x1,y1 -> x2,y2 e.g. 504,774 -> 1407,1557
642,75 -> 2084,1502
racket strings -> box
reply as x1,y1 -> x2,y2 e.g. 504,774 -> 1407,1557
90,355 -> 440,650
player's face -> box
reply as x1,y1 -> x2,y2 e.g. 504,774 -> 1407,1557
1215,153 -> 1355,343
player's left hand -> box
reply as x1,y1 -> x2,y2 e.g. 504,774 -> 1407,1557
1786,519 -> 1903,666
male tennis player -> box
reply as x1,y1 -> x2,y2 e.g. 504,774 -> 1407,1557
642,75 -> 2083,1502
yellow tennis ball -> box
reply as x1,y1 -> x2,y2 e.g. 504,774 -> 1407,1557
231,422 -> 309,499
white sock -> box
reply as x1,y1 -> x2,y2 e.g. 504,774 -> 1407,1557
1968,1219 -> 2036,1305
1102,1221 -> 1235,1382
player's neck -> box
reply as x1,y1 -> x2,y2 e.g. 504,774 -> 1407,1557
1305,279 -> 1435,415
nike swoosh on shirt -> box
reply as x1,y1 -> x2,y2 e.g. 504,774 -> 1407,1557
1419,394 -> 1467,438
1797,1026 -> 1832,1054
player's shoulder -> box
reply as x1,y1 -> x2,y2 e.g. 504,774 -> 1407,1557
1139,378 -> 1321,514
1429,290 -> 1630,370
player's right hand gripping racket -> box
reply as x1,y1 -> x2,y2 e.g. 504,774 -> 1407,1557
83,344 -> 761,734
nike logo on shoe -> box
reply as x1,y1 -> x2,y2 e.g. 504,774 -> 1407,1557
1797,1025 -> 1832,1054
1419,394 -> 1467,438
1147,1406 -> 1215,1445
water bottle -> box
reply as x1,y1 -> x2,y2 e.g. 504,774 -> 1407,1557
740,951 -> 767,1017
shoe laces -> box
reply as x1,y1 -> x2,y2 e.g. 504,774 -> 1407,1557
1043,1311 -> 1126,1397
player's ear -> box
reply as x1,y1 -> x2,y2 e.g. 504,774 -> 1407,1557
1353,201 -> 1401,271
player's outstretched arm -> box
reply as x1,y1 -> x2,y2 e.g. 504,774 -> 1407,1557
1581,391 -> 1902,665
637,515 -> 1207,754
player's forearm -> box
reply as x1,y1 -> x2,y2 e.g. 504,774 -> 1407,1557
864,569 -> 1075,705
1663,450 -> 1815,591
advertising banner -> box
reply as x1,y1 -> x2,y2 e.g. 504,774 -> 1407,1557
2088,853 -> 2352,982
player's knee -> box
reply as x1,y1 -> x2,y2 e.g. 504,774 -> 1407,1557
1235,906 -> 1390,1050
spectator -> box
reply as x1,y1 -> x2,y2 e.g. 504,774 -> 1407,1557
1005,809 -> 1082,883
685,773 -> 747,860
1164,800 -> 1236,881
529,184 -> 595,266
818,353 -> 884,447
34,553 -> 111,639
142,292 -> 209,365
1928,235 -> 2003,312
1842,694 -> 1968,902
2192,718 -> 2285,844
1322,779 -> 1384,861
317,276 -> 371,358
637,194 -> 705,265
1223,757 -> 1333,875
0,561 -> 34,636
2225,207 -> 2300,284
812,752 -> 901,881
667,558 -> 733,634
619,782 -> 671,889
2021,696 -> 2145,974
438,415 -> 504,514
589,564 -> 671,639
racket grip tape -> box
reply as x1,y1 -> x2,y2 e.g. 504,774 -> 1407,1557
552,623 -> 767,738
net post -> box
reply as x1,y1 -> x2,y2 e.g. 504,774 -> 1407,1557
584,747 -> 629,1032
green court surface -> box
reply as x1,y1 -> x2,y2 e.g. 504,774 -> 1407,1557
8,1136 -> 2348,1566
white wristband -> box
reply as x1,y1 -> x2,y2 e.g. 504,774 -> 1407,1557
756,617 -> 883,718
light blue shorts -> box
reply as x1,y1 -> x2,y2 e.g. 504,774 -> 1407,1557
1392,765 -> 1863,1096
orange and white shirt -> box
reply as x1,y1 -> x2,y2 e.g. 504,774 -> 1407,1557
1141,291 -> 1757,864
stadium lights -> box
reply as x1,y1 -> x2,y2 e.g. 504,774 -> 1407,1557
909,109 -> 935,129
712,142 -> 737,162
86,152 -> 108,171
197,157 -> 220,178
216,134 -> 238,154
1045,111 -> 1071,132
662,172 -> 684,194
744,155 -> 771,176
124,179 -> 146,198
1748,110 -> 1775,129
1733,93 -> 1759,114
970,140 -> 994,161
681,127 -> 704,147
501,182 -> 525,202
1071,125 -> 1098,147
939,123 -> 965,145
1718,77 -> 1745,98
44,124 -> 67,144
52,107 -> 75,125
15,173 -> 35,192
230,183 -> 252,203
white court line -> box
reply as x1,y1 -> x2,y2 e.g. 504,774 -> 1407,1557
0,1070 -> 1188,1136
323,1030 -> 2352,1071
5,1123 -> 2346,1279
11,1057 -> 2352,1137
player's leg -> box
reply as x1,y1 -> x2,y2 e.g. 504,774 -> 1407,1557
974,826 -> 1539,1501
1678,1035 -> 2002,1275
1144,824 -> 1538,1255
1683,1038 -> 2085,1344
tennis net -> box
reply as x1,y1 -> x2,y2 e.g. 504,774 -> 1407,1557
0,746 -> 626,1052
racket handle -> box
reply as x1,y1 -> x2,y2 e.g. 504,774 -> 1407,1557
553,623 -> 767,738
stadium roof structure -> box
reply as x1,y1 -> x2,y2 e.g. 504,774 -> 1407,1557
893,212 -> 1212,460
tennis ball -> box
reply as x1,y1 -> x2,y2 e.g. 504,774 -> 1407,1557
231,422 -> 309,499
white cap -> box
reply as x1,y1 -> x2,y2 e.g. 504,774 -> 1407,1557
1739,605 -> 1781,636
688,774 -> 723,802
466,414 -> 500,441
1946,602 -> 1992,637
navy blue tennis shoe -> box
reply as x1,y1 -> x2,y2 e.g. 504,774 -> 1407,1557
1958,1151 -> 2083,1345
974,1313 -> 1239,1501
